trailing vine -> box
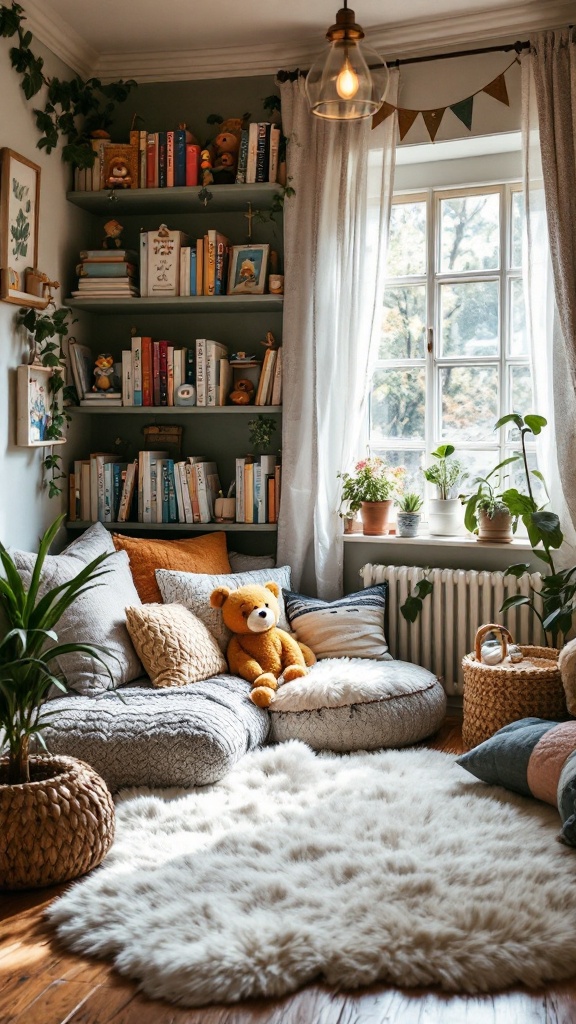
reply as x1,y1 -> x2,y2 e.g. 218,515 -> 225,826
16,305 -> 76,497
0,2 -> 136,167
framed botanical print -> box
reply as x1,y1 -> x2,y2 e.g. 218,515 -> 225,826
227,243 -> 270,295
0,148 -> 42,307
16,364 -> 66,447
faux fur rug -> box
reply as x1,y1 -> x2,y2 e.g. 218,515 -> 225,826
48,742 -> 576,1007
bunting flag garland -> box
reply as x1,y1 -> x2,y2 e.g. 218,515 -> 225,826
372,58 -> 517,139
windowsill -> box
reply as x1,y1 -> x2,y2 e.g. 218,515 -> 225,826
342,532 -> 533,552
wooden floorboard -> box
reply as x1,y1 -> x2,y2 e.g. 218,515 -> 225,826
1,717 -> 575,1024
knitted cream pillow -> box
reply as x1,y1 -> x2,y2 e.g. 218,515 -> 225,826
125,603 -> 227,688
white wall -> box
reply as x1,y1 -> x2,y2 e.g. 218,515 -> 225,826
0,36 -> 89,550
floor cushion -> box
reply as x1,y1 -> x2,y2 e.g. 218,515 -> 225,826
37,676 -> 270,792
268,657 -> 446,751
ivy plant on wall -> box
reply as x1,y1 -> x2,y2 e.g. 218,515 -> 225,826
0,2 -> 136,168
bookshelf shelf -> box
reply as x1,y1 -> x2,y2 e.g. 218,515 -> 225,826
67,182 -> 281,215
66,521 -> 278,533
71,405 -> 282,415
66,295 -> 283,314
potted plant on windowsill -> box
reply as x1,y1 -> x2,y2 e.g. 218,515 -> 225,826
396,492 -> 424,538
337,457 -> 405,536
464,461 -> 517,543
0,514 -> 115,890
422,444 -> 466,536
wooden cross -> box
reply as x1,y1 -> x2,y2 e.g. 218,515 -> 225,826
245,202 -> 253,243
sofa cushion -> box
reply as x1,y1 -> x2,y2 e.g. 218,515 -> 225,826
156,565 -> 292,653
125,603 -> 227,688
37,676 -> 270,792
13,523 -> 142,696
283,585 -> 391,660
112,532 -> 231,603
269,657 -> 446,752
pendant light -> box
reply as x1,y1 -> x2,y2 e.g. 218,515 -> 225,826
305,1 -> 389,121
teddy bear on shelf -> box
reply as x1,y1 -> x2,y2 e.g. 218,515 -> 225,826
92,353 -> 120,392
210,582 -> 316,707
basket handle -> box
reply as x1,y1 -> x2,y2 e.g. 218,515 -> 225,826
474,623 -> 513,662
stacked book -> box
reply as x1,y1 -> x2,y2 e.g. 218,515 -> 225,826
235,121 -> 281,184
72,249 -> 139,299
235,455 -> 280,524
140,225 -> 229,298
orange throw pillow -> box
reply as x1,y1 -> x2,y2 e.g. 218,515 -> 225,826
112,532 -> 231,603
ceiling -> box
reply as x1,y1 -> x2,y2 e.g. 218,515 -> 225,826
22,0 -> 573,82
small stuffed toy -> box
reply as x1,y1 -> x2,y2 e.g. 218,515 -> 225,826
92,353 -> 120,391
210,581 -> 315,707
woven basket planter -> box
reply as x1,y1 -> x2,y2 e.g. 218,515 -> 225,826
0,754 -> 115,890
462,623 -> 567,749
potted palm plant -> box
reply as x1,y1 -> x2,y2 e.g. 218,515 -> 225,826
422,444 -> 466,536
0,514 -> 115,890
338,457 -> 405,536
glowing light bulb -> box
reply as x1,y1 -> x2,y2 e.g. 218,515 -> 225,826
336,57 -> 359,100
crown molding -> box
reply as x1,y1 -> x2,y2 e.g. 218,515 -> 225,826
20,0 -> 97,78
19,0 -> 576,85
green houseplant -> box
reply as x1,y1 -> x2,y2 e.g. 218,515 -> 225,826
463,461 -> 517,543
422,444 -> 466,537
396,492 -> 424,538
338,456 -> 405,536
0,514 -> 115,889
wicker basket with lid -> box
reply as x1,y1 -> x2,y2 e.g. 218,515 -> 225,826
462,623 -> 567,749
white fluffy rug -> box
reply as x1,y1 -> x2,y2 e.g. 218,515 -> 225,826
48,742 -> 576,1007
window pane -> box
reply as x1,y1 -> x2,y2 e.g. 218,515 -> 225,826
439,193 -> 500,272
440,281 -> 499,356
511,191 -> 524,269
506,449 -> 546,506
459,450 -> 502,492
379,285 -> 426,359
440,365 -> 499,440
386,201 -> 426,277
372,448 -> 424,497
509,364 -> 534,421
370,367 -> 425,440
510,278 -> 528,356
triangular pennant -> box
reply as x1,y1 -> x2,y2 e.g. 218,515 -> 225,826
483,73 -> 510,106
371,101 -> 396,130
397,108 -> 420,141
422,107 -> 446,142
450,96 -> 474,131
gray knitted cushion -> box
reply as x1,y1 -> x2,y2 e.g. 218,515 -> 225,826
269,658 -> 447,752
37,676 -> 270,792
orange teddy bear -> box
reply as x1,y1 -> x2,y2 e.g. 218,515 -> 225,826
209,581 -> 315,707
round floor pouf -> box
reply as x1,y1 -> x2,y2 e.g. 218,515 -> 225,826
269,657 -> 447,751
0,755 -> 115,890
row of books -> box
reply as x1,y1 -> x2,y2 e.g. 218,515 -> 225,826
69,452 -> 281,525
69,452 -> 221,525
69,337 -> 283,408
140,226 -> 230,298
236,122 -> 281,184
235,455 -> 281,524
73,249 -> 140,299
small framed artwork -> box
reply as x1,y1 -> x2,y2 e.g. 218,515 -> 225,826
228,243 -> 270,295
0,148 -> 43,308
16,364 -> 66,447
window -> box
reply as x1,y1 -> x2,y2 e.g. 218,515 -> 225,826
369,183 -> 534,504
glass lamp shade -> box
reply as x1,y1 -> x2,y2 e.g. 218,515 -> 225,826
306,39 -> 389,120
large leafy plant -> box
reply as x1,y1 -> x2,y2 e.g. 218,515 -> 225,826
495,413 -> 572,646
0,515 -> 111,784
422,444 -> 466,499
338,456 -> 405,515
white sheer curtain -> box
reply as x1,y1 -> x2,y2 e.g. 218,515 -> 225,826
277,74 -> 398,598
521,47 -> 576,566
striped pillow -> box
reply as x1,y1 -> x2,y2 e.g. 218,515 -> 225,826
283,585 -> 391,661
457,718 -> 576,847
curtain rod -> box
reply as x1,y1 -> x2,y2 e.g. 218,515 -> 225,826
277,39 -> 530,79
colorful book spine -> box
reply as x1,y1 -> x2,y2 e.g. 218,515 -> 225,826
159,340 -> 168,406
243,460 -> 254,523
77,262 -> 136,278
255,122 -> 271,182
190,248 -> 197,295
152,341 -> 161,406
196,338 -> 206,406
246,123 -> 259,184
122,350 -> 133,406
139,130 -> 147,188
158,131 -> 167,187
205,229 -> 216,296
235,458 -> 245,522
113,463 -> 124,521
178,463 -> 193,523
185,144 -> 201,186
166,130 -> 175,187
142,337 -> 153,406
235,128 -> 249,184
146,133 -> 158,188
185,347 -> 195,385
139,229 -> 148,297
167,344 -> 174,406
179,246 -> 191,296
269,124 -> 281,183
131,336 -> 143,406
196,238 -> 204,295
174,129 -> 187,186
215,233 -> 230,296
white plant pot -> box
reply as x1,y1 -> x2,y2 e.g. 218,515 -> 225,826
428,498 -> 463,537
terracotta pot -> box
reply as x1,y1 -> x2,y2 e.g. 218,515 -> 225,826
360,500 -> 393,536
0,755 -> 115,890
477,508 -> 513,543
343,514 -> 362,534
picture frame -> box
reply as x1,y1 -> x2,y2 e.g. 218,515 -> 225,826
0,148 -> 44,308
227,243 -> 270,295
16,364 -> 66,447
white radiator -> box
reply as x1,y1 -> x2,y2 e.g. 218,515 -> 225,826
361,563 -> 544,696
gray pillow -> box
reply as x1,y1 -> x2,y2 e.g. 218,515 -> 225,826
155,565 -> 292,653
13,523 -> 143,696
